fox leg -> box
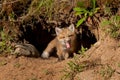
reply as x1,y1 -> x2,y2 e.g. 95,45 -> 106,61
41,51 -> 50,58
57,50 -> 69,61
64,52 -> 69,60
41,39 -> 56,58
57,50 -> 65,61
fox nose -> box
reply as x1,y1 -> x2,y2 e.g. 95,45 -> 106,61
65,37 -> 70,42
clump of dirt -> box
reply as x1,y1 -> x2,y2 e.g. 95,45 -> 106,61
73,36 -> 120,80
0,56 -> 69,80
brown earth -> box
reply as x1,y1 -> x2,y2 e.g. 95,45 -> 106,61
0,56 -> 69,80
0,0 -> 120,80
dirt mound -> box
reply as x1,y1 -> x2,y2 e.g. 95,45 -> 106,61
74,36 -> 120,80
0,56 -> 69,80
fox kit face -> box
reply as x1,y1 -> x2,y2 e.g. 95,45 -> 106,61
55,24 -> 75,50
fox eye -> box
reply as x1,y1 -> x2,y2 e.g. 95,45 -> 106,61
68,34 -> 73,37
60,36 -> 65,39
62,36 -> 65,38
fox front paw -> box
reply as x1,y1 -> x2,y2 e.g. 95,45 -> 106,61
41,51 -> 49,58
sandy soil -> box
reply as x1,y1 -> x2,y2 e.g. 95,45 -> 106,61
0,56 -> 71,80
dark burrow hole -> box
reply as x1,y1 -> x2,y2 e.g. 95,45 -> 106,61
19,22 -> 97,57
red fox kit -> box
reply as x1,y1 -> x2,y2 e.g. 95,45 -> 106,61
41,24 -> 77,60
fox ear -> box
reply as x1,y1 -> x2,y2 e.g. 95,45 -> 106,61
68,24 -> 75,32
55,27 -> 62,35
